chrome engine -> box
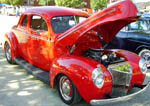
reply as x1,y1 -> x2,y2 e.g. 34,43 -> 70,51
82,48 -> 125,67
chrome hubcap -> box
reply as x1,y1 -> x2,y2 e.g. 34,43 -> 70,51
139,50 -> 150,70
141,52 -> 150,62
59,76 -> 73,101
5,44 -> 11,61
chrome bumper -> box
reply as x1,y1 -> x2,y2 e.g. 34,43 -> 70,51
90,82 -> 150,106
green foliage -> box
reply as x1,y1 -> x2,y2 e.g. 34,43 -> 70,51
9,0 -> 23,6
38,0 -> 55,6
55,0 -> 85,8
0,0 -> 9,4
0,0 -> 23,6
90,0 -> 107,10
111,64 -> 131,72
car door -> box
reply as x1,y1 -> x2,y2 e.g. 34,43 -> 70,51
27,15 -> 52,71
15,15 -> 29,59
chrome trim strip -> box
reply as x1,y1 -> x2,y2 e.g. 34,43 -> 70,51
29,34 -> 51,42
90,82 -> 150,105
15,28 -> 52,42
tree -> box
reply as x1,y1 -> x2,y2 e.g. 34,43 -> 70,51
9,0 -> 23,6
0,0 -> 23,6
55,0 -> 85,8
38,0 -> 55,6
91,0 -> 107,11
0,0 -> 9,4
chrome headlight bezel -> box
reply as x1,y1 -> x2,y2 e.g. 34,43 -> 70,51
92,68 -> 104,89
139,59 -> 148,74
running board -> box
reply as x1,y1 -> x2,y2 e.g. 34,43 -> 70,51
14,58 -> 50,85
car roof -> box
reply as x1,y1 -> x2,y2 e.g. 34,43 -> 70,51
24,6 -> 89,18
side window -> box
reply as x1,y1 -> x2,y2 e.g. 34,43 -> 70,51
128,20 -> 150,31
30,16 -> 48,31
22,15 -> 28,27
128,21 -> 139,31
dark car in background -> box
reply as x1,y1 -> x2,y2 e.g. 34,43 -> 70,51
107,14 -> 150,61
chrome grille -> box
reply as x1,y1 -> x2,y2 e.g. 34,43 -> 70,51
108,62 -> 132,96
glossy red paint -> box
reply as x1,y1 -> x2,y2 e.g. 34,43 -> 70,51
50,56 -> 112,102
2,0 -> 146,104
24,6 -> 89,19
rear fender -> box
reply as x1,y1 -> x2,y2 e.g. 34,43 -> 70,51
3,32 -> 20,60
50,56 -> 112,103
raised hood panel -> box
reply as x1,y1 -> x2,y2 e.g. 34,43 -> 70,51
57,0 -> 139,46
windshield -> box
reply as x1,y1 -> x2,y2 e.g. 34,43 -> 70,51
129,20 -> 150,31
51,16 -> 87,33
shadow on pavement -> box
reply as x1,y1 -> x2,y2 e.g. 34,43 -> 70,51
0,46 -> 90,106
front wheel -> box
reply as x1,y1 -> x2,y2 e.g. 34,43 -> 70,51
4,42 -> 15,64
57,75 -> 81,105
139,49 -> 150,61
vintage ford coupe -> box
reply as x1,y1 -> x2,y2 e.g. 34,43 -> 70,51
2,0 -> 150,105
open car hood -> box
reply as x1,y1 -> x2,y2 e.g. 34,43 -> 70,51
56,0 -> 139,47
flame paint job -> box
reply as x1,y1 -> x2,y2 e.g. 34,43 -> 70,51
2,0 -> 145,103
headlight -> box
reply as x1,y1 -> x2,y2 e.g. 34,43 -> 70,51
139,59 -> 148,74
92,68 -> 104,88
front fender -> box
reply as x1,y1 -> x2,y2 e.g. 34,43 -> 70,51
3,31 -> 19,60
50,56 -> 112,103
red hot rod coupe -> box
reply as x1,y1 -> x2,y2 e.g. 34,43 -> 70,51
2,0 -> 150,105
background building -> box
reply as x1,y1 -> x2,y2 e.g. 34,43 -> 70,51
23,0 -> 38,6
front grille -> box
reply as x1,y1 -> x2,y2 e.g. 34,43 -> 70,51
108,62 -> 132,97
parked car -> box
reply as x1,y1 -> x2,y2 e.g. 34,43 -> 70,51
5,5 -> 16,15
0,3 -> 8,14
0,6 -> 6,14
106,14 -> 150,62
2,0 -> 150,105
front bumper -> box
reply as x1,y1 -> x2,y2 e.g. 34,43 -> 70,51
90,82 -> 150,105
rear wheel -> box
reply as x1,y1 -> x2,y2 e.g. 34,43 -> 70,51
57,75 -> 81,105
4,42 -> 15,64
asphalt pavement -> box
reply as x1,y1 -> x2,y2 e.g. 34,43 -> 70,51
0,15 -> 150,106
